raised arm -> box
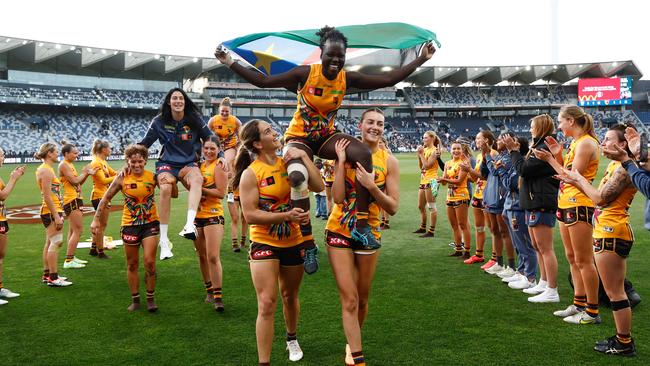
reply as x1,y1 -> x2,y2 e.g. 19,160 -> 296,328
0,166 -> 25,200
332,139 -> 350,204
346,43 -> 435,90
215,47 -> 308,91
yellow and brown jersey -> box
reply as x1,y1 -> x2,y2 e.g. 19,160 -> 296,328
209,115 -> 239,150
419,146 -> 439,184
36,163 -> 63,215
90,156 -> 117,200
197,160 -> 224,219
60,160 -> 83,204
322,159 -> 335,183
285,64 -> 345,142
0,178 -> 6,221
248,157 -> 302,247
121,170 -> 158,226
558,134 -> 599,209
326,149 -> 389,241
473,154 -> 486,200
593,161 -> 637,241
445,158 -> 470,202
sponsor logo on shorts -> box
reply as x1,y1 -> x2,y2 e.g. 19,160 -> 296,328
327,236 -> 349,247
157,165 -> 172,172
123,234 -> 139,242
529,213 -> 537,221
252,250 -> 274,259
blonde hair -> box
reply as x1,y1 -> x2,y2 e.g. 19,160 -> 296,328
530,114 -> 555,138
220,97 -> 232,108
92,139 -> 110,156
559,105 -> 597,141
34,142 -> 57,160
424,130 -> 441,148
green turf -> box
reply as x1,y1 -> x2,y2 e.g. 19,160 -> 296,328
0,154 -> 647,365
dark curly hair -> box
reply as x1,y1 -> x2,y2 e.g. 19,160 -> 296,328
316,26 -> 348,50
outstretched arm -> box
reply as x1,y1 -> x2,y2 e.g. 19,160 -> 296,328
346,43 -> 435,90
215,47 -> 308,90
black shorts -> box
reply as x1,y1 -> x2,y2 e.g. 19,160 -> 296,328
248,241 -> 306,266
195,215 -> 225,228
419,183 -> 432,190
63,198 -> 84,216
594,237 -> 633,258
92,198 -> 111,211
155,161 -> 198,180
325,230 -> 379,253
41,213 -> 63,228
556,206 -> 594,226
471,198 -> 484,209
120,221 -> 160,245
286,131 -> 341,157
0,221 -> 8,234
324,181 -> 333,188
446,200 -> 470,208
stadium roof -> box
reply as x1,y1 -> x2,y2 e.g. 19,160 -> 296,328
0,36 -> 643,86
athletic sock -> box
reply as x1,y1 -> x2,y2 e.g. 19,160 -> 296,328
232,238 -> 238,248
586,303 -> 599,318
160,224 -> 168,240
239,236 -> 247,247
49,272 -> 59,281
497,256 -> 503,266
491,251 -> 497,261
286,331 -> 297,342
213,287 -> 222,300
65,255 -> 74,263
617,333 -> 632,344
132,293 -> 141,303
475,249 -> 484,258
204,281 -> 213,295
573,295 -> 587,310
427,226 -> 435,234
146,289 -> 155,301
507,257 -> 515,269
351,351 -> 365,366
186,209 -> 197,227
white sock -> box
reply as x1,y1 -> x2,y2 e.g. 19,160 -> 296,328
160,224 -> 169,240
538,279 -> 548,288
545,286 -> 558,294
186,209 -> 197,227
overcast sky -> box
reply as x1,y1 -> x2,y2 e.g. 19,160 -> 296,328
2,0 -> 647,78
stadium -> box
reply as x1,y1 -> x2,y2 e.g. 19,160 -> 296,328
1,30 -> 650,366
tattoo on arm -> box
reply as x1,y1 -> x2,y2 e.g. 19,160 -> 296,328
600,167 -> 631,204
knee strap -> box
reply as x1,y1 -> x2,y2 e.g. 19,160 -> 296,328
286,162 -> 309,200
611,299 -> 630,311
427,203 -> 437,212
476,226 -> 485,233
47,233 -> 64,252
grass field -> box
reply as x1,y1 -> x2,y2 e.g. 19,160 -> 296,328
0,153 -> 648,365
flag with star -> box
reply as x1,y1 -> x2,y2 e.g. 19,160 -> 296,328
220,22 -> 440,76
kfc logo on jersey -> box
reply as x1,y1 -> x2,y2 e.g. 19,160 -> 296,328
307,86 -> 323,96
252,250 -> 274,259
